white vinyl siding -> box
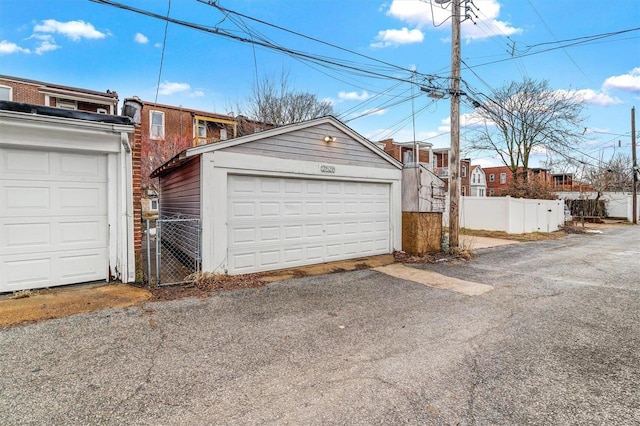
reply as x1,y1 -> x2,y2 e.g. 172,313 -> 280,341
226,175 -> 390,274
0,148 -> 108,292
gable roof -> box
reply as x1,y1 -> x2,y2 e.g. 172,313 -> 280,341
151,116 -> 402,177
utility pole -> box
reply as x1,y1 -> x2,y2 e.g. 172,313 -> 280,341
448,0 -> 461,249
632,106 -> 637,224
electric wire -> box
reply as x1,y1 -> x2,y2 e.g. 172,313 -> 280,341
153,0 -> 172,104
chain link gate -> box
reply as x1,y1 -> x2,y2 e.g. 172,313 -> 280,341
144,217 -> 201,286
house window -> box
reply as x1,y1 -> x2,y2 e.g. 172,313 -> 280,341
0,85 -> 12,101
150,110 -> 165,140
479,188 -> 485,197
489,173 -> 495,182
220,128 -> 228,140
461,165 -> 467,177
461,186 -> 466,196
500,173 -> 507,184
403,150 -> 414,164
472,175 -> 476,184
57,98 -> 77,110
489,189 -> 495,196
197,120 -> 207,139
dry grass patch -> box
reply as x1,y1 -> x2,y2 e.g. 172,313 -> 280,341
459,228 -> 567,242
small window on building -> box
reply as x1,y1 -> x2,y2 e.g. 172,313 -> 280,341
500,172 -> 507,184
150,110 -> 165,140
479,189 -> 485,197
220,128 -> 228,140
403,150 -> 414,164
461,186 -> 466,196
489,189 -> 495,196
461,165 -> 467,178
197,120 -> 207,139
489,173 -> 495,182
472,175 -> 476,183
0,85 -> 12,101
57,98 -> 77,110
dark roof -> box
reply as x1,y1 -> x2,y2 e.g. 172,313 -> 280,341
0,74 -> 118,99
0,101 -> 132,125
126,98 -> 235,121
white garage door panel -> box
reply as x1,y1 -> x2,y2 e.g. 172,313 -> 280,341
3,249 -> 107,291
227,175 -> 391,274
0,147 -> 109,292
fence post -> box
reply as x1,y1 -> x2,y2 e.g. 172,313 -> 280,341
146,219 -> 151,287
155,220 -> 161,285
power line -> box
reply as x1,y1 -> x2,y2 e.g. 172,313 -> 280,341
153,0 -> 172,104
525,0 -> 591,83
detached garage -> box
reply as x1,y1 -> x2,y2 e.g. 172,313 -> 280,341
152,116 -> 402,275
0,102 -> 135,292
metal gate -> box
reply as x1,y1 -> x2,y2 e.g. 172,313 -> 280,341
144,217 -> 201,286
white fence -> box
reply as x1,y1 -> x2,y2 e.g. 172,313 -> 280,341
556,191 -> 638,222
444,196 -> 565,234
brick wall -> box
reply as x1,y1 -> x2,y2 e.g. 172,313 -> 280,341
131,125 -> 143,257
0,79 -> 46,104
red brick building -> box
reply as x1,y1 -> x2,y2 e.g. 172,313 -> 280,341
484,166 -> 552,196
378,140 -> 473,196
431,148 -> 471,196
0,74 -> 118,114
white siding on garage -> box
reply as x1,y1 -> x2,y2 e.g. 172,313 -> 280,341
0,147 -> 108,292
225,122 -> 396,169
227,174 -> 390,273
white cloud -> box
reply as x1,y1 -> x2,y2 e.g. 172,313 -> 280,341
134,33 -> 149,44
603,68 -> 640,93
188,90 -> 205,98
0,40 -> 30,55
385,0 -> 522,42
35,40 -> 60,55
158,81 -> 191,95
352,108 -> 387,119
338,90 -> 370,101
556,88 -> 622,106
439,112 -> 487,132
154,43 -> 162,48
371,27 -> 423,48
34,19 -> 106,41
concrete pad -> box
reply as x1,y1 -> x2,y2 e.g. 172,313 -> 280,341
373,263 -> 494,296
0,284 -> 152,328
460,235 -> 519,250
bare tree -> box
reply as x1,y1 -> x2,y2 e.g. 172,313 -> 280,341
140,133 -> 191,192
468,79 -> 586,182
586,154 -> 634,194
238,70 -> 333,127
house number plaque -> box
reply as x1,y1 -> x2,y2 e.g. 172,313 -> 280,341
320,164 -> 336,173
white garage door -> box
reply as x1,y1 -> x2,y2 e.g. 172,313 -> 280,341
227,175 -> 390,274
0,147 -> 109,292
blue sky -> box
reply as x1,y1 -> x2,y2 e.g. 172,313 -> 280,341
1,0 -> 639,169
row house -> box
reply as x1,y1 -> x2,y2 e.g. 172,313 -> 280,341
431,147 -> 472,196
484,166 -> 552,196
469,165 -> 487,197
120,98 -> 269,254
0,74 -> 118,114
378,140 -> 485,197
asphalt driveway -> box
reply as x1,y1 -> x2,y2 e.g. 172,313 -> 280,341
1,225 -> 639,425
